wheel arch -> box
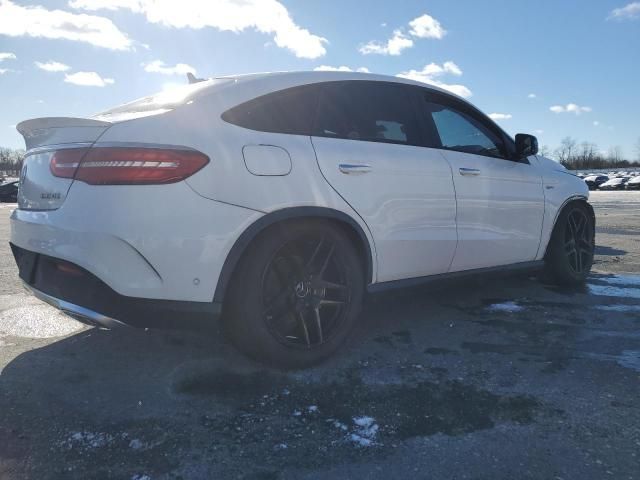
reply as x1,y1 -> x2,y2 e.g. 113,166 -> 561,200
543,195 -> 594,259
213,207 -> 374,304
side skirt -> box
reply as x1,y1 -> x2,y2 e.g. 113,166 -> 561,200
367,261 -> 544,294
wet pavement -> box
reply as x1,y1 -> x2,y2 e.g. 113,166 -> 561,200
1,192 -> 639,479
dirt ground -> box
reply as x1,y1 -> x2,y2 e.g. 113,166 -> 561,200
0,192 -> 639,480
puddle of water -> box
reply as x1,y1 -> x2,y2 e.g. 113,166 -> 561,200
172,368 -> 541,448
594,275 -> 640,287
617,350 -> 640,372
485,301 -> 524,313
594,305 -> 640,313
587,284 -> 640,300
586,351 -> 640,373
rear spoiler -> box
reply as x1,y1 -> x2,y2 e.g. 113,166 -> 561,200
16,117 -> 111,136
16,117 -> 112,151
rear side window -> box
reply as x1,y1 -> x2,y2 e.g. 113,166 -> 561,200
221,84 -> 320,135
313,82 -> 422,146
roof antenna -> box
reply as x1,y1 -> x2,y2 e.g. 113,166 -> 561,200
187,72 -> 205,84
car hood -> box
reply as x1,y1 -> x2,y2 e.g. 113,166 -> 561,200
536,156 -> 571,174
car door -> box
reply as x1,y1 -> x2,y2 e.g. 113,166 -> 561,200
311,81 -> 457,283
418,90 -> 545,272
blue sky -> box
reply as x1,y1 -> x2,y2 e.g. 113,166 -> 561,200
0,0 -> 639,159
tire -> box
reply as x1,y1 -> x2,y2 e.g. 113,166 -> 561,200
543,202 -> 595,285
223,220 -> 365,369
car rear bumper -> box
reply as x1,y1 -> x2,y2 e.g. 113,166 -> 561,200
9,181 -> 263,303
24,282 -> 128,330
11,244 -> 221,330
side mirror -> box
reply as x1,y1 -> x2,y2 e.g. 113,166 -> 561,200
515,133 -> 538,158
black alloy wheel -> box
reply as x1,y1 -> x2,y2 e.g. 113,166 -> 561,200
563,208 -> 594,275
262,235 -> 351,348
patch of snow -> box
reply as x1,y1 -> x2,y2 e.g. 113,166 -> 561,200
594,305 -> 640,313
349,433 -> 374,447
330,419 -> 348,431
486,301 -> 524,313
292,410 -> 302,417
348,416 -> 379,447
308,405 -> 318,413
64,431 -> 113,450
131,475 -> 151,480
129,438 -> 145,450
274,443 -> 288,450
588,284 -> 640,300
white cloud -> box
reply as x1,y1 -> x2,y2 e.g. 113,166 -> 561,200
359,30 -> 413,56
0,68 -> 8,74
69,0 -> 327,59
528,93 -> 537,99
608,2 -> 640,20
35,60 -> 71,72
397,61 -> 472,98
593,121 -> 600,126
534,129 -> 544,135
408,14 -> 446,39
0,0 -> 131,50
360,12 -> 445,56
0,52 -> 16,62
488,113 -> 512,120
313,65 -> 370,73
143,60 -> 195,75
64,71 -> 114,86
550,103 -> 592,115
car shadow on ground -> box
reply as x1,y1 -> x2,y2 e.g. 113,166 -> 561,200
1,274 -> 639,479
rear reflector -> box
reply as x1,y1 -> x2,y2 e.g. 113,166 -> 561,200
51,147 -> 209,185
56,261 -> 85,277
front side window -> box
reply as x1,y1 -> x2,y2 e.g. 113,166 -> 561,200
425,101 -> 508,159
221,84 -> 320,135
313,82 -> 422,146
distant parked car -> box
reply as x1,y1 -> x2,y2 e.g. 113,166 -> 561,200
0,180 -> 19,202
626,176 -> 640,190
599,177 -> 629,191
584,175 -> 608,190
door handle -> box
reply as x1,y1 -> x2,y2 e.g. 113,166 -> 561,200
459,167 -> 481,176
339,163 -> 372,175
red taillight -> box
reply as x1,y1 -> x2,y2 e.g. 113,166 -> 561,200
50,148 -> 90,179
51,147 -> 209,185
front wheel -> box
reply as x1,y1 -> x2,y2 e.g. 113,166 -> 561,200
543,202 -> 595,285
224,220 -> 365,369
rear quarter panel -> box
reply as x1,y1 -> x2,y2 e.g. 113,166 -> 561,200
95,83 -> 379,283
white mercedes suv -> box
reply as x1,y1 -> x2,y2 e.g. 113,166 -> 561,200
10,71 -> 594,367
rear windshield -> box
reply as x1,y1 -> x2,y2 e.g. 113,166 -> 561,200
93,79 -> 232,122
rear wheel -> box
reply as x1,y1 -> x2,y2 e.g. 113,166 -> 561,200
543,202 -> 595,285
224,220 -> 364,369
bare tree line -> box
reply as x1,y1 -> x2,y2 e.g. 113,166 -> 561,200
545,137 -> 640,171
0,147 -> 25,176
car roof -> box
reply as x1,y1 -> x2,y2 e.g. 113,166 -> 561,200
212,70 -> 473,104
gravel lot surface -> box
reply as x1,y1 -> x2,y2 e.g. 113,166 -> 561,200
1,192 -> 639,479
